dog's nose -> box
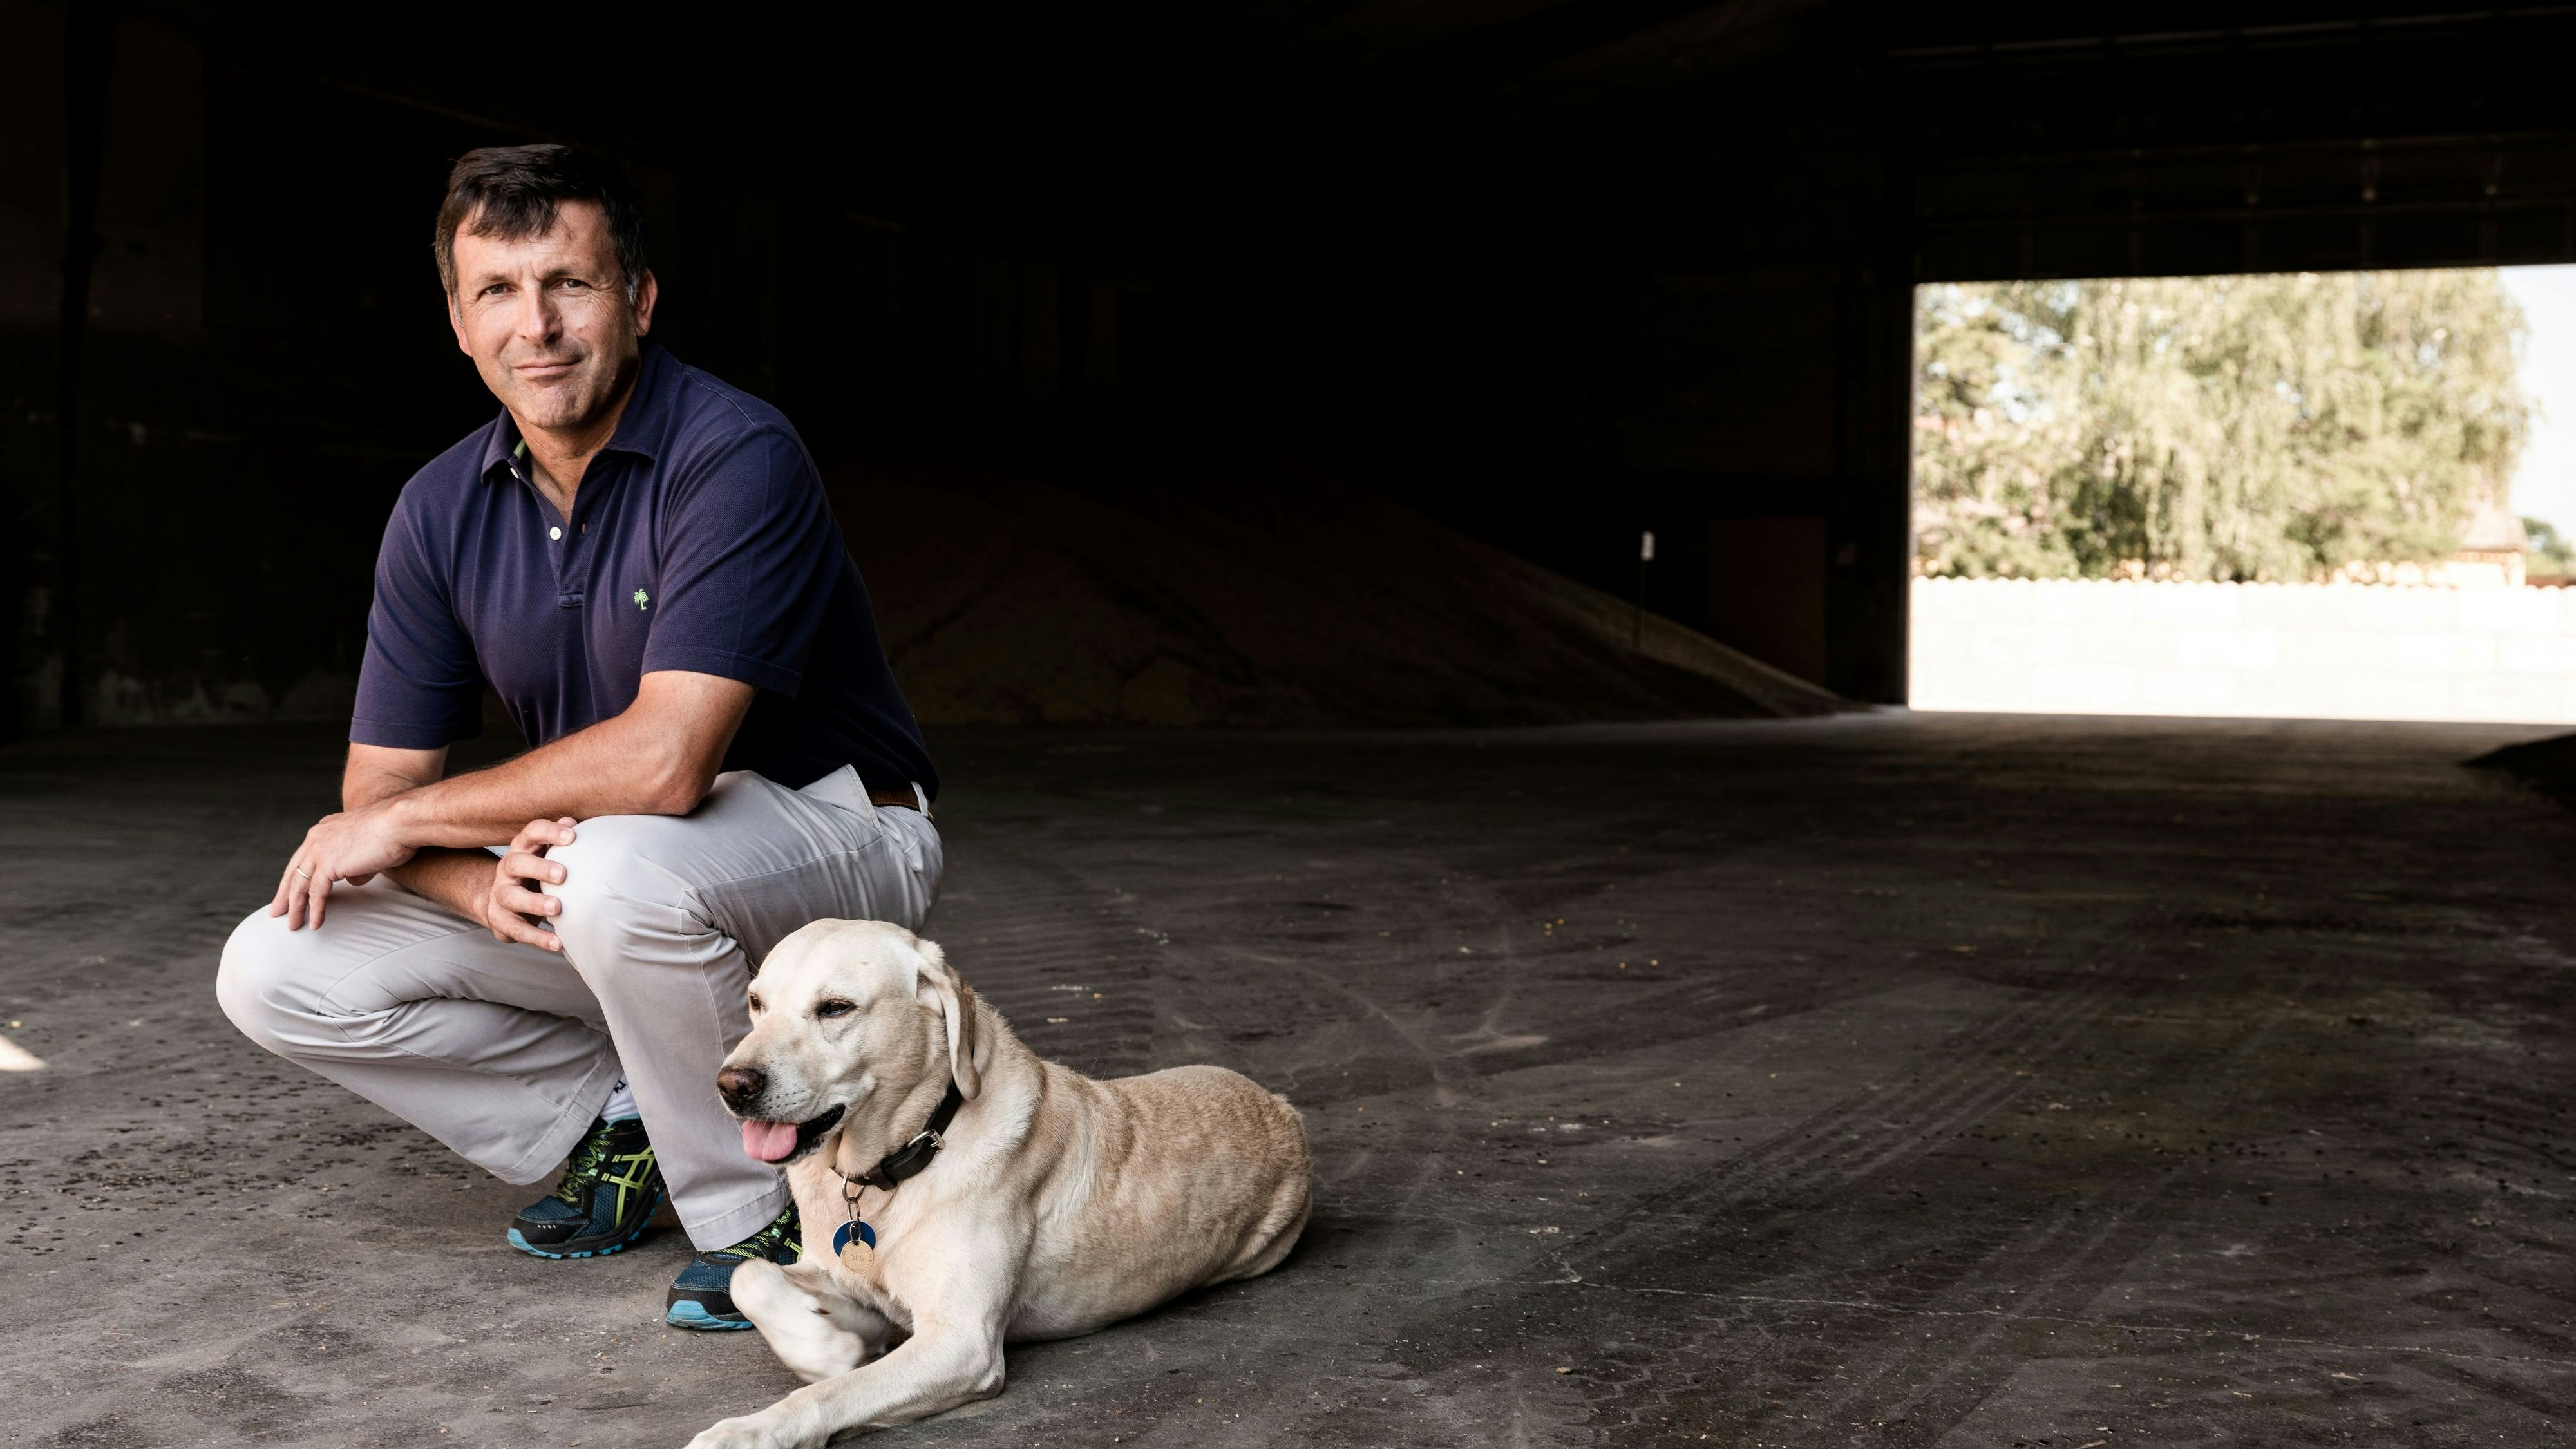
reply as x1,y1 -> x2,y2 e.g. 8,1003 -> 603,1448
716,1065 -> 766,1107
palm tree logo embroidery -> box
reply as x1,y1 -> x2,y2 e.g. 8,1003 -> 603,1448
632,589 -> 650,611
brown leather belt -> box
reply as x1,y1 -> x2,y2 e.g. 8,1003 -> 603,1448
869,786 -> 925,814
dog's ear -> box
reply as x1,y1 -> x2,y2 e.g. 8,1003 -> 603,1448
913,938 -> 985,1101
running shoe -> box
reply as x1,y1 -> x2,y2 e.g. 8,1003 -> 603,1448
507,1116 -> 662,1260
665,1203 -> 802,1331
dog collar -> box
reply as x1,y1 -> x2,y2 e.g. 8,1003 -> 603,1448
846,1079 -> 963,1193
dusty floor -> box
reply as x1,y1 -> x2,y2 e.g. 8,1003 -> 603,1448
5,713 -> 2574,1448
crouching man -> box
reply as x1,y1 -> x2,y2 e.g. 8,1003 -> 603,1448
216,145 -> 942,1331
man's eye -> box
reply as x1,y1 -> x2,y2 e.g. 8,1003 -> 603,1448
815,1000 -> 856,1019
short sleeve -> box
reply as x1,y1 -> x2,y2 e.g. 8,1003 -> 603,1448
350,488 -> 484,748
639,426 -> 839,697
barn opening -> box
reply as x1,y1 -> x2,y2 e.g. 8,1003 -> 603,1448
1907,265 -> 2576,723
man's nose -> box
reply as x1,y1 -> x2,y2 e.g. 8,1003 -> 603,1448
717,1065 -> 766,1108
511,287 -> 562,343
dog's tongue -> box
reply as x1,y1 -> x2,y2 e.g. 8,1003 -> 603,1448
742,1119 -> 800,1163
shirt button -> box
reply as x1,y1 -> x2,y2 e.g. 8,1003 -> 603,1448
548,526 -> 563,540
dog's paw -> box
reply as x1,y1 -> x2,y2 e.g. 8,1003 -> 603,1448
730,1258 -> 878,1383
685,1416 -> 794,1449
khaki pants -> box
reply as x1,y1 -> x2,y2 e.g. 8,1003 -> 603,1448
216,766 -> 942,1249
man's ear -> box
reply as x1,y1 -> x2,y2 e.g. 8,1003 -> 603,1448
632,269 -> 659,337
913,938 -> 983,1101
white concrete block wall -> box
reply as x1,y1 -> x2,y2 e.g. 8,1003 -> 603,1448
1910,578 -> 2576,723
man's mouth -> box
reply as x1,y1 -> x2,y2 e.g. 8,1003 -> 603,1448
740,1105 -> 844,1164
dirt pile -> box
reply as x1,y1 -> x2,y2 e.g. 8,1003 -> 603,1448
2467,731 -> 2576,801
830,461 -> 1853,727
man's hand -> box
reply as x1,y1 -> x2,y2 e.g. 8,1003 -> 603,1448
481,817 -> 580,951
269,799 -> 419,930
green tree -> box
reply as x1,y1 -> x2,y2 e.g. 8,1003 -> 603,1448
2527,518 -> 2576,580
1915,271 -> 2529,580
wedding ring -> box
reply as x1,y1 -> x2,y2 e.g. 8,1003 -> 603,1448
292,867 -> 312,880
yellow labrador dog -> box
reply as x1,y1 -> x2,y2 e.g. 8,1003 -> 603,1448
687,919 -> 1311,1448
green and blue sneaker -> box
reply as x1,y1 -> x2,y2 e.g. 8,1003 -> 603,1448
665,1203 -> 801,1331
508,1115 -> 663,1260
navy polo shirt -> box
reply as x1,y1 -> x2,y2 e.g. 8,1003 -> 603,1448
351,343 -> 938,800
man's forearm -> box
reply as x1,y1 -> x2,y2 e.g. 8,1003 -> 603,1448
386,730 -> 643,849
384,848 -> 500,918
383,671 -> 754,850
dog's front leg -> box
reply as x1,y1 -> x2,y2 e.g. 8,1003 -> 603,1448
684,1319 -> 1005,1449
688,1230 -> 1016,1449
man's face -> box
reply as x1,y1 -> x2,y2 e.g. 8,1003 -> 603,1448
446,200 -> 656,435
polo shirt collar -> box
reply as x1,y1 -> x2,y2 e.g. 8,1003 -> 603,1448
478,341 -> 676,484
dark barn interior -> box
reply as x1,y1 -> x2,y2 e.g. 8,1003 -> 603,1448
24,0 -> 2576,726
6,3 -> 2576,1446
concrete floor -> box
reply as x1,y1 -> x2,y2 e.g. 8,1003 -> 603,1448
5,713 -> 2575,1448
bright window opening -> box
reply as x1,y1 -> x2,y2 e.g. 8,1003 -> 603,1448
1909,267 -> 2576,723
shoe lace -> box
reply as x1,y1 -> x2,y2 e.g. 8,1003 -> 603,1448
549,1123 -> 620,1208
712,1208 -> 800,1263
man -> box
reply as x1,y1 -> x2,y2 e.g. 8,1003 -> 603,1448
216,145 -> 942,1331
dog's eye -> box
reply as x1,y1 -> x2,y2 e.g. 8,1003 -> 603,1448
746,994 -> 764,1014
815,999 -> 857,1019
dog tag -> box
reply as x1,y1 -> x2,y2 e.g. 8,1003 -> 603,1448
832,1218 -> 876,1273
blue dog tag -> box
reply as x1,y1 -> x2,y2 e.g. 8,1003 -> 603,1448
835,1211 -> 876,1258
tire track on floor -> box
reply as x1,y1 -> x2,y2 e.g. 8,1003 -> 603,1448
1580,966 -> 2139,1249
1742,969 -> 2335,1447
932,836 -> 1157,1081
1528,960 -> 2172,1441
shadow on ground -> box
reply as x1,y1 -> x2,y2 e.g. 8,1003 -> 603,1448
4,714 -> 2573,1447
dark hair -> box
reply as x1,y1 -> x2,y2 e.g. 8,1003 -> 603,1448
433,144 -> 649,299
